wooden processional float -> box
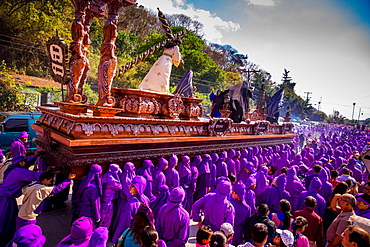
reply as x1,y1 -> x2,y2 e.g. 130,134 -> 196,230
37,2 -> 295,178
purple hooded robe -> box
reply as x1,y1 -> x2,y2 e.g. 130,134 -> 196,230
231,181 -> 252,246
216,151 -> 228,178
6,224 -> 46,247
233,150 -> 241,180
318,169 -> 333,203
285,166 -> 305,212
297,177 -> 326,218
254,166 -> 269,206
192,180 -> 235,232
77,164 -> 102,227
226,149 -> 236,176
137,160 -> 156,202
184,158 -> 199,214
10,132 -> 29,158
153,158 -> 168,196
264,175 -> 291,213
0,157 -> 41,246
244,176 -> 257,214
101,164 -> 122,228
88,227 -> 108,247
156,187 -> 190,247
194,154 -> 211,202
276,151 -> 289,172
165,155 -> 180,192
210,153 -> 218,189
114,162 -> 136,232
151,185 -> 170,220
57,216 -> 94,247
112,175 -> 150,243
345,158 -> 363,183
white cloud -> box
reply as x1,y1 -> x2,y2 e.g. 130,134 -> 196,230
137,0 -> 240,43
245,0 -> 280,6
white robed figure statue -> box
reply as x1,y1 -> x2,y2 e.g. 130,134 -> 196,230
139,39 -> 183,93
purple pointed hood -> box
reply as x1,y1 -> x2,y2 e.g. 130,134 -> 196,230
318,169 -> 329,183
88,227 -> 108,247
219,151 -> 227,160
233,181 -> 249,208
241,148 -> 248,158
11,224 -> 46,247
216,180 -> 232,201
244,176 -> 256,189
287,166 -> 299,184
228,149 -> 236,159
132,175 -> 147,198
242,160 -> 256,173
177,155 -> 191,179
58,216 -> 94,246
157,158 -> 168,170
308,177 -> 322,193
199,154 -> 211,175
78,164 -> 102,197
235,150 -> 241,157
191,155 -> 202,166
137,160 -> 153,182
121,162 -> 136,185
276,175 -> 287,197
102,163 -> 121,183
169,154 -> 178,168
211,153 -> 219,163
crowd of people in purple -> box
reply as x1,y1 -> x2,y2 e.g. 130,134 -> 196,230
1,124 -> 370,247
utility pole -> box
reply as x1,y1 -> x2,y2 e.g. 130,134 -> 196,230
358,108 -> 363,122
318,97 -> 322,111
352,103 -> 356,121
304,92 -> 312,104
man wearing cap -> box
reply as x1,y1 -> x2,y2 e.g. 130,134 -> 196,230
10,131 -> 29,158
274,229 -> 294,247
220,222 -> 235,247
192,180 -> 235,232
156,186 -> 190,247
327,194 -> 357,247
0,156 -> 42,246
355,194 -> 370,219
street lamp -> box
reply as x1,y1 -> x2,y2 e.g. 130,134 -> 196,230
352,103 -> 356,121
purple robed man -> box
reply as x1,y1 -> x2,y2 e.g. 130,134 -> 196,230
226,149 -> 236,176
101,164 -> 122,228
151,185 -> 170,220
244,176 -> 257,214
297,177 -> 326,219
0,156 -> 41,246
254,166 -> 269,206
153,158 -> 168,195
177,156 -> 191,208
318,169 -> 333,203
6,224 -> 46,247
194,154 -> 211,202
231,181 -> 252,246
345,158 -> 363,183
76,164 -> 102,227
185,156 -> 198,214
210,153 -> 218,189
233,150 -> 241,180
165,155 -> 180,192
57,216 -> 94,247
285,166 -> 305,212
112,175 -> 150,243
114,162 -> 135,232
156,187 -> 190,247
264,175 -> 291,213
137,160 -> 156,203
192,180 -> 235,232
88,227 -> 109,247
10,131 -> 29,158
216,151 -> 228,178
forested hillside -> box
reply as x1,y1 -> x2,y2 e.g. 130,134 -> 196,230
0,1 -> 323,120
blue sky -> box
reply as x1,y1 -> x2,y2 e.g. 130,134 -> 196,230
137,0 -> 370,120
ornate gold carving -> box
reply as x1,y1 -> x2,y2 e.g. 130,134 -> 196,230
168,94 -> 185,119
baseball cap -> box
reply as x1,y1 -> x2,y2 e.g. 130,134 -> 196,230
276,229 -> 294,246
220,223 -> 234,238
